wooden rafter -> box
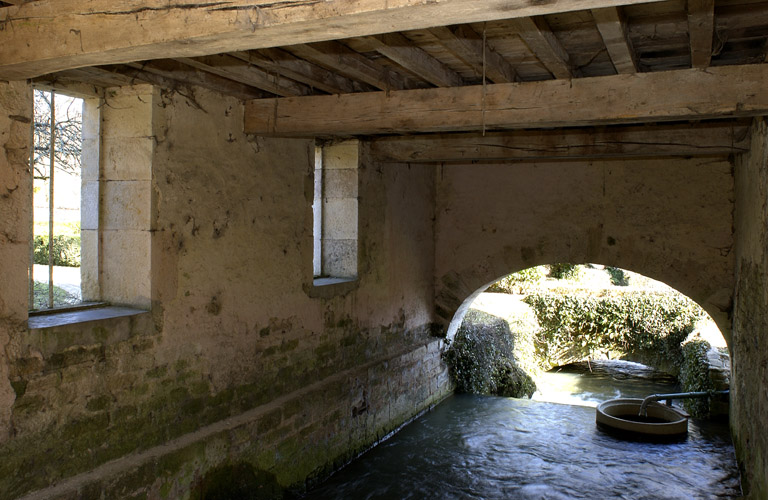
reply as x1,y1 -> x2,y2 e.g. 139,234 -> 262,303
369,121 -> 751,162
286,41 -> 408,91
688,0 -> 715,68
243,65 -> 768,136
429,25 -> 518,83
232,48 -> 363,95
367,33 -> 464,87
592,7 -> 638,74
511,16 -> 575,78
123,61 -> 268,100
176,54 -> 312,97
0,0 -> 668,80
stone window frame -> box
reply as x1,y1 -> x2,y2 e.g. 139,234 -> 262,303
27,85 -> 154,325
312,139 -> 359,288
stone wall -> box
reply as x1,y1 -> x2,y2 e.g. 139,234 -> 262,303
0,84 -> 451,499
433,158 -> 735,341
732,118 -> 768,499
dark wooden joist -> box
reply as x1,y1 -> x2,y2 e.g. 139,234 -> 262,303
0,0 -> 669,80
122,60 -> 269,100
511,16 -> 576,78
286,41 -> 408,91
688,0 -> 715,68
175,54 -> 313,97
369,121 -> 751,162
243,64 -> 768,136
367,33 -> 464,87
232,49 -> 363,95
429,25 -> 518,83
592,7 -> 638,74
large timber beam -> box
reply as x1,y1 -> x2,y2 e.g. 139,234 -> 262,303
0,0 -> 667,80
243,64 -> 768,136
368,121 -> 751,162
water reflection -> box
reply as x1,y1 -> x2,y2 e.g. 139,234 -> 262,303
303,362 -> 740,499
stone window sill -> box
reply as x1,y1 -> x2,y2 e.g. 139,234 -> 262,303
28,305 -> 149,330
306,277 -> 358,298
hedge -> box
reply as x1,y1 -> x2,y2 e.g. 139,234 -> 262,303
523,290 -> 703,370
33,234 -> 81,267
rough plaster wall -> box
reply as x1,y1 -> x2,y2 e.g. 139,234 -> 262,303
0,84 -> 447,498
434,158 -> 735,340
0,81 -> 31,444
733,118 -> 768,499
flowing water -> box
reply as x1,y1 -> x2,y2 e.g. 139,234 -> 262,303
303,361 -> 741,499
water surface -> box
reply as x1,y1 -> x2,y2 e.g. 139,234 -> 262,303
304,362 -> 740,499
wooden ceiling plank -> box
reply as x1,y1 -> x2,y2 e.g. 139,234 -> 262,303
369,121 -> 750,162
176,54 -> 312,97
688,0 -> 715,68
123,60 -> 269,100
286,41 -> 408,91
0,0 -> 670,80
511,16 -> 576,78
429,25 -> 518,83
231,48 -> 360,95
243,64 -> 768,136
592,7 -> 638,73
368,32 -> 464,87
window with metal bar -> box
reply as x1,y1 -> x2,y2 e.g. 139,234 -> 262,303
28,89 -> 87,311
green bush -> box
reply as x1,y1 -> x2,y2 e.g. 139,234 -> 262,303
33,234 -> 81,267
487,267 -> 545,294
548,263 -> 582,280
443,310 -> 536,398
523,291 -> 703,369
606,266 -> 630,286
680,339 -> 713,418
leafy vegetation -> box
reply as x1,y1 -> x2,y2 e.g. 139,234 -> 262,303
680,339 -> 714,417
524,291 -> 703,370
486,267 -> 545,294
443,310 -> 536,398
33,234 -> 81,267
606,266 -> 630,286
548,263 -> 582,280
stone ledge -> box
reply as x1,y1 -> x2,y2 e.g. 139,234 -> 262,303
28,306 -> 148,330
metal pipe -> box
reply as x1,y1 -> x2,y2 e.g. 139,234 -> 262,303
639,390 -> 730,416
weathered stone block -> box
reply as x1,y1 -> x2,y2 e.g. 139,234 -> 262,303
323,168 -> 358,198
102,180 -> 151,231
103,137 -> 153,181
322,198 -> 358,239
80,180 -> 99,231
102,91 -> 154,139
101,230 -> 151,307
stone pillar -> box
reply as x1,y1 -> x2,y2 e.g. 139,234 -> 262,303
321,140 -> 358,279
732,117 -> 768,499
0,81 -> 32,443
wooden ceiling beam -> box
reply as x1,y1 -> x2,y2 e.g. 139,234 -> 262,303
176,54 -> 312,97
0,0 -> 669,80
243,64 -> 768,136
592,7 -> 638,74
511,16 -> 576,79
429,25 -> 518,83
688,0 -> 715,68
122,60 -> 269,100
286,41 -> 408,91
232,48 -> 362,95
369,121 -> 751,162
367,33 -> 464,87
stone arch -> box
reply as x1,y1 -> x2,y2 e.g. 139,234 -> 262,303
437,245 -> 733,349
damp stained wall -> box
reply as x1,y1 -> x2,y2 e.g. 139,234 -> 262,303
0,83 -> 450,499
432,158 -> 735,341
733,118 -> 768,499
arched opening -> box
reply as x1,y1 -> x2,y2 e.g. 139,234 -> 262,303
445,263 -> 730,418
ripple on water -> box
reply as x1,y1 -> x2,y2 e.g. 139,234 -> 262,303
303,394 -> 741,499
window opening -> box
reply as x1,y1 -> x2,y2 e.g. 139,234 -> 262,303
312,140 -> 359,283
29,89 -> 85,311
